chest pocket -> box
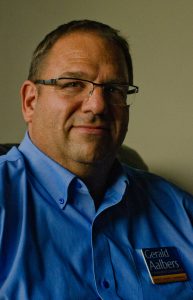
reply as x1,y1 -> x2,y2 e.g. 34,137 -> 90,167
133,249 -> 193,300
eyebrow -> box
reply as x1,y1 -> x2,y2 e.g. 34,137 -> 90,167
58,71 -> 90,79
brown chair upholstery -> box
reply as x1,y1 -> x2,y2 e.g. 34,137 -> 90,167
117,145 -> 148,171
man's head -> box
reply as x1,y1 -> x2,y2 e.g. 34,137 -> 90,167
28,20 -> 133,85
21,20 -> 135,175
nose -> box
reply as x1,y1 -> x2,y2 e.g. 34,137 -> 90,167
81,85 -> 108,115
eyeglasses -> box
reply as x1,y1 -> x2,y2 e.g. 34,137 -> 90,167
34,77 -> 139,106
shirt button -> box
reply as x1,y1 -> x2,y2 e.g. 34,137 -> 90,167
102,280 -> 110,289
59,198 -> 65,204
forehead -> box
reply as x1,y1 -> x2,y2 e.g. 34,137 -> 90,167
41,31 -> 128,80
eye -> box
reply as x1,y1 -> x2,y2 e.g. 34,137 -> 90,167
57,79 -> 85,90
104,84 -> 126,97
104,84 -> 117,94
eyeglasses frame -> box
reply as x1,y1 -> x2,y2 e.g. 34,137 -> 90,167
34,77 -> 139,95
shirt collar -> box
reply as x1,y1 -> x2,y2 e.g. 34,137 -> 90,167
96,160 -> 130,214
19,132 -> 76,209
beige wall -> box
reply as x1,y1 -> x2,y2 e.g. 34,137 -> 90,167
0,0 -> 192,194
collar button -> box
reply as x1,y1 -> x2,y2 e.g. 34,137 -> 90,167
59,198 -> 65,204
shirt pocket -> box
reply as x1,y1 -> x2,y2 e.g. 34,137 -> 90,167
132,249 -> 193,300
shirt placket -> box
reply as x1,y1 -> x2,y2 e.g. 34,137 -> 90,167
92,213 -> 121,300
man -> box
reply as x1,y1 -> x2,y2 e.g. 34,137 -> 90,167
0,20 -> 193,300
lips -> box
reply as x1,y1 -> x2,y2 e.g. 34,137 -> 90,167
72,125 -> 110,135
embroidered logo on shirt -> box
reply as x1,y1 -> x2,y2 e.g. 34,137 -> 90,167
141,247 -> 188,284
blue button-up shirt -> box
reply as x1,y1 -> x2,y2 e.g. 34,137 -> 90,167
0,133 -> 193,299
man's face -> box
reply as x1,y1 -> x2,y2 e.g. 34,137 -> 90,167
23,31 -> 129,169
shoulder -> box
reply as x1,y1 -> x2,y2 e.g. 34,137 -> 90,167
0,146 -> 25,170
0,147 -> 26,194
122,164 -> 193,210
0,147 -> 29,218
122,163 -> 189,193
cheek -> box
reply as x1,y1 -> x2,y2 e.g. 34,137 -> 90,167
35,97 -> 73,131
114,108 -> 129,137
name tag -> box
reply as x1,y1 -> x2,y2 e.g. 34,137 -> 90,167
141,247 -> 188,284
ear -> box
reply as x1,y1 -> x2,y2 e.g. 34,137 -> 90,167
21,80 -> 38,123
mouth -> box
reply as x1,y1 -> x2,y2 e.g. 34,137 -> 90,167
72,125 -> 110,135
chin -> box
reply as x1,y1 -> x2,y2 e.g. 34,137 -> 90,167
74,147 -> 117,165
